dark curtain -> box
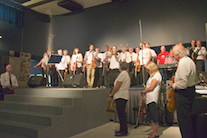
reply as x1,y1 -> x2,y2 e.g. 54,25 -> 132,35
0,2 -> 23,27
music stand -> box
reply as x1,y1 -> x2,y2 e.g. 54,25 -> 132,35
48,54 -> 62,64
48,54 -> 64,82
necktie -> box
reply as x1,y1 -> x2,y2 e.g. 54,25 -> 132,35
9,73 -> 12,86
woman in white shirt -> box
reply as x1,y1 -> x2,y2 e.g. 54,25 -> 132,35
109,62 -> 131,136
108,46 -> 120,86
71,47 -> 83,75
33,52 -> 47,76
141,61 -> 162,138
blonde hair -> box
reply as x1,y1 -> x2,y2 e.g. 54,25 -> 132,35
145,61 -> 159,76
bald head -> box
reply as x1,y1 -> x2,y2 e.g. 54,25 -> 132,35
161,46 -> 166,53
172,44 -> 187,61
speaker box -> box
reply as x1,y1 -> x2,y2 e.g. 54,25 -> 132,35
63,74 -> 87,88
58,0 -> 83,12
27,76 -> 46,87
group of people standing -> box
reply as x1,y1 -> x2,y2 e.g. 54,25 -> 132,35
34,40 -> 203,138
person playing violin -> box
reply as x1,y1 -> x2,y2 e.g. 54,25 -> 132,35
62,50 -> 70,75
102,45 -> 111,88
84,44 -> 96,88
128,48 -> 136,74
135,47 -> 143,86
108,45 -> 120,87
94,48 -> 104,88
71,47 -> 83,75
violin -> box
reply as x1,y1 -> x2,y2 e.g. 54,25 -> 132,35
92,52 -> 96,68
167,76 -> 176,112
64,71 -> 67,79
106,62 -> 109,72
106,87 -> 116,114
139,100 -> 146,119
137,59 -> 141,72
72,56 -> 78,71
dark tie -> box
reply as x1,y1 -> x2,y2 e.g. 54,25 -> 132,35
9,73 -> 12,86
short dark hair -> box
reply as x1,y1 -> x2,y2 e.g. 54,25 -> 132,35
120,62 -> 129,70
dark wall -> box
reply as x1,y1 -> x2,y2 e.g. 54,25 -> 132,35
0,20 -> 22,52
52,0 -> 207,55
22,10 -> 50,58
0,0 -> 50,59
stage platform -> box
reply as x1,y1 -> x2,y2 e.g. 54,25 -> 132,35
0,87 -> 110,138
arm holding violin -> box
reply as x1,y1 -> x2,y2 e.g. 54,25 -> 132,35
141,79 -> 158,99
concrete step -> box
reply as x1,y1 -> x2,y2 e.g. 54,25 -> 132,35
0,119 -> 47,138
0,101 -> 63,115
15,88 -> 82,98
4,95 -> 74,106
0,109 -> 53,126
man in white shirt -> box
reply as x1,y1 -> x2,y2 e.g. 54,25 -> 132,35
55,49 -> 65,87
128,48 -> 136,73
140,42 -> 151,85
119,47 -> 131,63
1,64 -> 18,99
84,44 -> 96,88
192,40 -> 206,71
94,48 -> 104,88
146,43 -> 157,63
169,44 -> 196,138
42,49 -> 56,86
102,45 -> 111,88
135,47 -> 143,86
62,50 -> 70,74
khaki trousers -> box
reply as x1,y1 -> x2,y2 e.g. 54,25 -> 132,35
87,64 -> 95,87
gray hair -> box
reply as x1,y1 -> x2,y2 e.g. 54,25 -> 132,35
173,44 -> 187,58
120,62 -> 129,70
6,64 -> 12,69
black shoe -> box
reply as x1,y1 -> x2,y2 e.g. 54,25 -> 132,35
115,132 -> 128,137
115,130 -> 120,133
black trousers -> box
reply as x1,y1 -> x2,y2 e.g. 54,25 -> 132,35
103,63 -> 109,88
196,60 -> 204,71
45,65 -> 57,86
147,102 -> 159,125
57,70 -> 64,87
109,69 -> 119,87
175,86 -> 196,138
94,67 -> 103,87
115,98 -> 128,134
135,67 -> 143,86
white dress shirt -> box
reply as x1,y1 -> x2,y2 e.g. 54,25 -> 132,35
150,49 -> 157,57
119,52 -> 131,63
139,48 -> 151,65
109,54 -> 120,69
102,51 -> 111,63
55,56 -> 66,70
113,70 -> 131,100
95,53 -> 104,68
71,53 -> 82,68
129,52 -> 137,66
194,46 -> 206,60
1,72 -> 18,88
62,55 -> 70,68
172,56 -> 196,90
84,51 -> 96,64
146,72 -> 162,104
43,54 -> 51,66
